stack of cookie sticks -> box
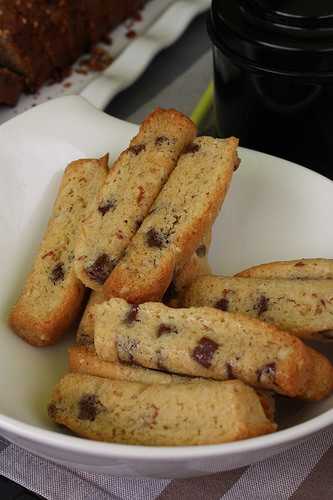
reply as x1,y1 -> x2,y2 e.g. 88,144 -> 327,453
9,108 -> 333,446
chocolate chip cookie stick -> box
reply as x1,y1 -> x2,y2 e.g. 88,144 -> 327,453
74,108 -> 197,291
237,258 -> 333,279
182,275 -> 333,340
94,298 -> 314,397
9,156 -> 108,346
103,136 -> 239,304
49,373 -> 276,445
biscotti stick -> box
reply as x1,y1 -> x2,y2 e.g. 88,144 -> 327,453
182,275 -> 333,340
76,290 -> 105,348
48,374 -> 276,445
94,298 -> 312,397
9,156 -> 108,346
74,108 -> 197,291
237,258 -> 333,279
103,136 -> 238,303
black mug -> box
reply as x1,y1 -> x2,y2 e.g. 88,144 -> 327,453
208,0 -> 333,176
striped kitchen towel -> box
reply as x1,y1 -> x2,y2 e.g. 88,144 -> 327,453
0,427 -> 332,500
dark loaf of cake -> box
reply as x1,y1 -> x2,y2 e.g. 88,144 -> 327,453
0,0 -> 144,105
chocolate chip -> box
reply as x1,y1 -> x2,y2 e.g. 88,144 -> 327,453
255,295 -> 269,316
294,261 -> 305,267
256,363 -> 276,385
146,228 -> 167,248
98,198 -> 117,216
195,245 -> 206,257
85,254 -> 114,284
155,136 -> 169,146
226,363 -> 236,379
183,142 -> 200,154
135,219 -> 143,231
157,323 -> 177,337
129,143 -> 145,155
78,394 -> 105,421
124,304 -> 140,324
192,337 -> 218,368
48,403 -> 57,419
50,262 -> 64,284
215,298 -> 229,311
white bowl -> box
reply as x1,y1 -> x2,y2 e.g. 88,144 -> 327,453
1,96 -> 333,479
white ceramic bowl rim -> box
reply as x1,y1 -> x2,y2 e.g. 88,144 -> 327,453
2,408 -> 333,460
2,97 -> 333,468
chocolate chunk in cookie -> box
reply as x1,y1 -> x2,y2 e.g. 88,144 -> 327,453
129,144 -> 146,155
183,143 -> 200,154
124,304 -> 140,324
50,263 -> 65,284
78,394 -> 105,421
85,254 -> 114,284
155,136 -> 170,146
157,323 -> 177,337
255,295 -> 269,316
98,198 -> 117,216
215,298 -> 229,311
146,229 -> 168,248
192,337 -> 218,368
